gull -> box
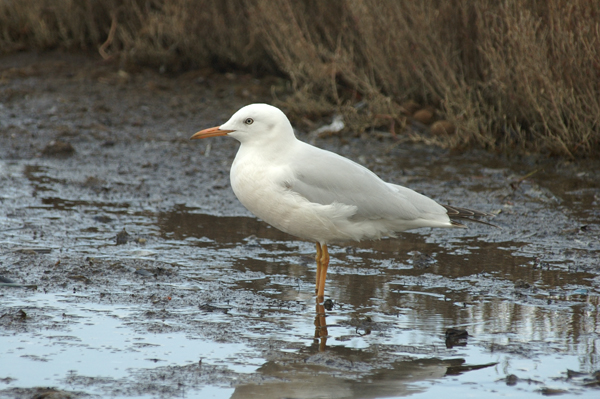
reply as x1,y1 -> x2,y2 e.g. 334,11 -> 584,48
191,104 -> 493,300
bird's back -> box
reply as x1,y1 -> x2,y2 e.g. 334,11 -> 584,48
231,139 -> 454,243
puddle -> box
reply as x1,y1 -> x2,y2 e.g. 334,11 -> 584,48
1,293 -> 261,379
0,290 -> 262,398
1,52 -> 599,398
2,177 -> 598,398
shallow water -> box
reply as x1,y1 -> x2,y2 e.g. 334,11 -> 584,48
1,52 -> 599,398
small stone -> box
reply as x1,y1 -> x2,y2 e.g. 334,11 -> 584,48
400,100 -> 420,116
515,280 -> 531,289
505,374 -> 519,386
445,328 -> 469,339
413,108 -> 434,125
42,140 -> 75,157
116,228 -> 130,245
431,120 -> 456,136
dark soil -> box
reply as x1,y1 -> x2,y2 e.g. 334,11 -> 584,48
1,51 -> 599,399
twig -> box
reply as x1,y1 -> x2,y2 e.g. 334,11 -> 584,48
99,11 -> 118,60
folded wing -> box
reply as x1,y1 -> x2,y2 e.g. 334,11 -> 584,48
286,144 -> 450,226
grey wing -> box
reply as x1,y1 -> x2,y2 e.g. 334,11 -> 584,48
287,144 -> 447,222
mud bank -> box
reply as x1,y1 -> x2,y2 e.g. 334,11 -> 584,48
1,52 -> 599,398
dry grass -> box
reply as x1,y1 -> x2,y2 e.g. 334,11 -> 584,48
1,0 -> 598,157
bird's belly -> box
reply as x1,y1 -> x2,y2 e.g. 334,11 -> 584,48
230,166 -> 357,243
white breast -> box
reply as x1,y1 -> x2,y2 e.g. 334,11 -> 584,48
230,151 -> 361,243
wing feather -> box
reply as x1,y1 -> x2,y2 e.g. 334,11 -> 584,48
286,143 -> 448,223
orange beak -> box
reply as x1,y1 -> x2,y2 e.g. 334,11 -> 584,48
190,126 -> 234,140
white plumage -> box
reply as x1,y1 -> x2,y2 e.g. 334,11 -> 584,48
191,103 -> 492,299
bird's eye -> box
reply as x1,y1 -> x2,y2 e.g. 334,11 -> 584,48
244,118 -> 254,125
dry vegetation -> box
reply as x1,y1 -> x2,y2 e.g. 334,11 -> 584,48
1,0 -> 599,157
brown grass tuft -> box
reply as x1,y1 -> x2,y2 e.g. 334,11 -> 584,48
1,0 -> 598,157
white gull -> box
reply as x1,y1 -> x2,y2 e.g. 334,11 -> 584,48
191,103 -> 493,300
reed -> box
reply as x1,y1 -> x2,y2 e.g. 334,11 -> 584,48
2,0 -> 598,157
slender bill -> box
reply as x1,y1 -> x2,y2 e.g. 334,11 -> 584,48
190,126 -> 234,140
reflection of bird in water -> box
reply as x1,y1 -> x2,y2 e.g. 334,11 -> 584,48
191,104 -> 494,302
230,355 -> 491,399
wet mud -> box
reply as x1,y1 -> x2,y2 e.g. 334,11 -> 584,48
1,51 -> 599,398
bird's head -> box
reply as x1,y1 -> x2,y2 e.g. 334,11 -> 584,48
191,103 -> 294,144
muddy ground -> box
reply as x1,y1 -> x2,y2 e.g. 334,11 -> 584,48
0,51 -> 599,399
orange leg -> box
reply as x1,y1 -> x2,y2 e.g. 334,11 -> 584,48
316,243 -> 329,301
314,243 -> 330,350
315,242 -> 322,295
